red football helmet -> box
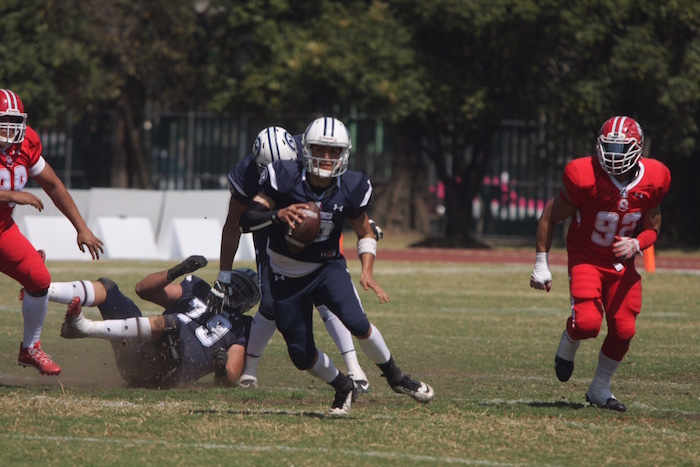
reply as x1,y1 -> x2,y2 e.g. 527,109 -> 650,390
596,116 -> 644,175
0,89 -> 27,148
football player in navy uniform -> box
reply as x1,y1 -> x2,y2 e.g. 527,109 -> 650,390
239,116 -> 434,416
218,126 -> 371,392
50,255 -> 260,388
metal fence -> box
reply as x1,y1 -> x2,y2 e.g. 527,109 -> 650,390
37,112 -> 581,238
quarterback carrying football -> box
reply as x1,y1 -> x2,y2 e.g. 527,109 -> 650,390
218,125 -> 372,392
240,116 -> 434,416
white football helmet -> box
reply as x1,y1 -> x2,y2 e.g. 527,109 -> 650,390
0,89 -> 27,148
596,116 -> 644,175
302,117 -> 351,178
252,126 -> 298,173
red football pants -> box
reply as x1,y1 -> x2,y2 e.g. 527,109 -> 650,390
0,221 -> 51,293
566,262 -> 642,361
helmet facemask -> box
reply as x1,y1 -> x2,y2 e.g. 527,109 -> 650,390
304,144 -> 349,178
596,135 -> 643,176
223,268 -> 261,314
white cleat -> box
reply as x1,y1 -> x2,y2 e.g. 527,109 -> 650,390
348,370 -> 370,394
237,374 -> 259,388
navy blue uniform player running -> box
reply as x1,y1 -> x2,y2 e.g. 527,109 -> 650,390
239,116 -> 434,416
51,256 -> 260,388
218,126 -> 370,391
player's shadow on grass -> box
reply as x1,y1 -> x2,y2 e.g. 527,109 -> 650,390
191,408 -> 328,419
526,401 -> 587,410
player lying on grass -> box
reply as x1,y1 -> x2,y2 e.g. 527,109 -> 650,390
44,255 -> 260,388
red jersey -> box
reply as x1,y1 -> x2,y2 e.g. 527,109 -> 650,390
562,156 -> 671,265
0,126 -> 46,229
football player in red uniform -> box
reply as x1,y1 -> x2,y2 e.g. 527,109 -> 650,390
0,88 -> 104,375
530,116 -> 671,411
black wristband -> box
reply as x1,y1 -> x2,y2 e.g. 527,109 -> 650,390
239,201 -> 281,232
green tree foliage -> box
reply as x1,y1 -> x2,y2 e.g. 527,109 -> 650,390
388,0 -> 568,243
205,0 -> 423,127
0,1 -> 68,124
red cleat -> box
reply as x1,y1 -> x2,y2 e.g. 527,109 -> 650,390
18,341 -> 62,375
60,297 -> 88,339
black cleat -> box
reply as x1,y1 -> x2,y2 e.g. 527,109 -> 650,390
554,356 -> 574,382
328,381 -> 358,417
586,394 -> 627,412
390,374 -> 434,403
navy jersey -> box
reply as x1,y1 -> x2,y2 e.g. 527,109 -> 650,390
166,276 -> 252,384
259,159 -> 372,267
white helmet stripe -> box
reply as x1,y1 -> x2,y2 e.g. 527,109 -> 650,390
612,116 -> 627,135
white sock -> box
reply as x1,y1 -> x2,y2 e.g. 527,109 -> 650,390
48,281 -> 96,306
357,324 -> 391,364
241,311 -> 277,377
587,351 -> 621,403
317,305 -> 362,374
22,293 -> 49,347
556,329 -> 580,361
80,317 -> 152,342
306,351 -> 339,384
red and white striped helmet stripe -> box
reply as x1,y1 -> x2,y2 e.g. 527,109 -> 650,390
0,89 -> 21,112
610,116 -> 627,136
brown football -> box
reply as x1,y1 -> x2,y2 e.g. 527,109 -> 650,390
285,202 -> 322,253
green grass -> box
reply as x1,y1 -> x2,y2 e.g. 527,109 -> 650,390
0,259 -> 698,466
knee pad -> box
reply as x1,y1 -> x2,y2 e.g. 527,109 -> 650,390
569,298 -> 603,339
97,277 -> 118,292
287,343 -> 315,370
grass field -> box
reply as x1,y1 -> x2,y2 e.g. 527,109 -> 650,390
0,257 -> 698,466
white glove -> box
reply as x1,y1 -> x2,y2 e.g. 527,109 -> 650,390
530,252 -> 552,292
206,281 -> 226,314
612,236 -> 641,261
